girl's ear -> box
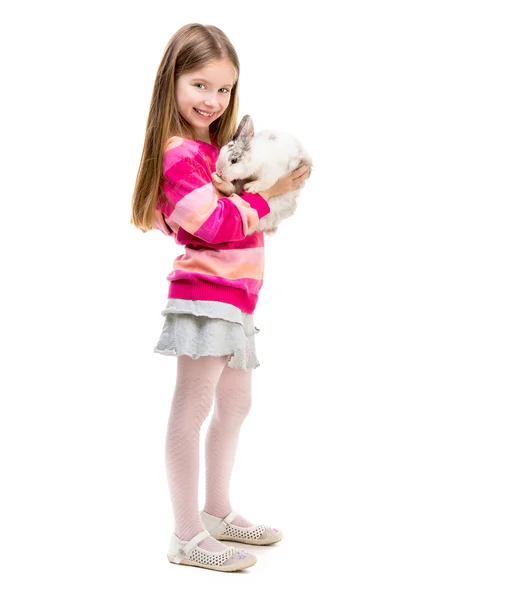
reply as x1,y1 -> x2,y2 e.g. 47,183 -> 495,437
232,114 -> 254,143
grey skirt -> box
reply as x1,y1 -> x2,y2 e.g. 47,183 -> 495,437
153,298 -> 260,370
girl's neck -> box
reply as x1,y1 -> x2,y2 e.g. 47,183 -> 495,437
194,129 -> 216,146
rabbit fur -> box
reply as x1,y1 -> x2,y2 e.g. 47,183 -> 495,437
212,114 -> 313,235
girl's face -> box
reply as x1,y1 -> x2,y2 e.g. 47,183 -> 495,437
176,59 -> 236,142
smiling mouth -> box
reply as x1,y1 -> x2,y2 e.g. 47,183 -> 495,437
194,108 -> 216,117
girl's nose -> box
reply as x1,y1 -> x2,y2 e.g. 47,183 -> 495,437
205,94 -> 222,109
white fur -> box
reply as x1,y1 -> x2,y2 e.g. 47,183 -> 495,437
213,115 -> 313,235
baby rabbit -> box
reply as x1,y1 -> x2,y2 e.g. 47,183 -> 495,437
212,114 -> 313,235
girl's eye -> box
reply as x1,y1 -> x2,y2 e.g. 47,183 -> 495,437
195,83 -> 230,93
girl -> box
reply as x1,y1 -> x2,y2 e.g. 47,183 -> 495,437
131,23 -> 310,573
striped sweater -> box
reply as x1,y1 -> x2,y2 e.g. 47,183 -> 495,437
153,136 -> 271,314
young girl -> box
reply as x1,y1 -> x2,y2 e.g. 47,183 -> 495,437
131,23 -> 310,573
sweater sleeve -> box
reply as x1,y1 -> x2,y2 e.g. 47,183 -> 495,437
153,205 -> 175,237
158,147 -> 271,244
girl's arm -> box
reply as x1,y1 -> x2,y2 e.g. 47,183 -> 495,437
153,206 -> 175,236
157,147 -> 270,244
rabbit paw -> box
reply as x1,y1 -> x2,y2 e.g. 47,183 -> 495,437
243,180 -> 270,194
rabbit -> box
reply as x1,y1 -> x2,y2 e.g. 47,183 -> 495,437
211,114 -> 313,235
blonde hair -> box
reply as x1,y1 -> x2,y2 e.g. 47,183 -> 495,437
130,23 -> 240,232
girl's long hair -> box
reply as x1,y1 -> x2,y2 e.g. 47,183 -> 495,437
130,23 -> 240,232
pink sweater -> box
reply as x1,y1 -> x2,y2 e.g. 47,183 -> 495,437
153,136 -> 271,314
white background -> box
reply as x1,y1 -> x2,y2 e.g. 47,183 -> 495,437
1,1 -> 508,597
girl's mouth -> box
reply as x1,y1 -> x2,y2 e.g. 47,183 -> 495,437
194,108 -> 215,119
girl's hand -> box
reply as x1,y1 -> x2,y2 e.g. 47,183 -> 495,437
260,164 -> 311,199
212,171 -> 236,196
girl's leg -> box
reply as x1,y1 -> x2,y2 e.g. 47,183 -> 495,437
203,363 -> 255,527
165,354 -> 232,552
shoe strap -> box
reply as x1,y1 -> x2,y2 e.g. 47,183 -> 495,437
223,510 -> 238,525
181,530 -> 210,556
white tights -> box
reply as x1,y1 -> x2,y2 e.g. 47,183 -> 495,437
165,354 -> 254,552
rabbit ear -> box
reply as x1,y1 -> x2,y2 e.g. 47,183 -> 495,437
232,114 -> 254,143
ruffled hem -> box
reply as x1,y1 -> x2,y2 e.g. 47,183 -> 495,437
154,298 -> 260,370
161,297 -> 245,322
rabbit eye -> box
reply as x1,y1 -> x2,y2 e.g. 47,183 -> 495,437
230,158 -> 238,164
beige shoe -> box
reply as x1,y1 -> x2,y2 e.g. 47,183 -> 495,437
167,530 -> 256,572
201,509 -> 284,545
